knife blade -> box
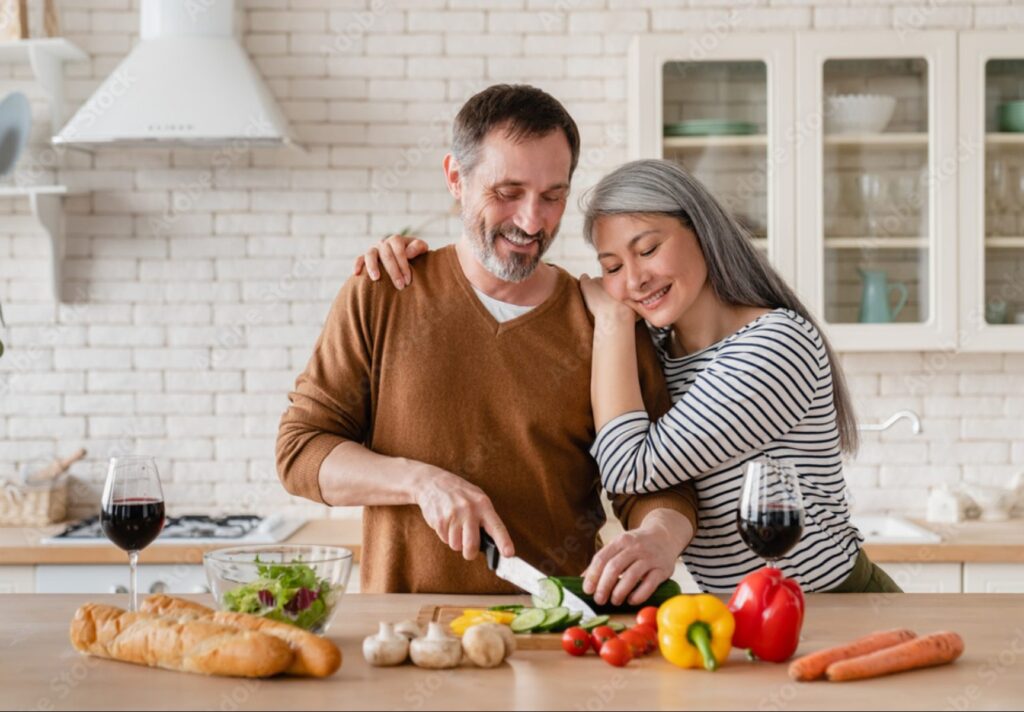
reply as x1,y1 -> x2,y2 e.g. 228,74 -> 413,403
480,530 -> 597,619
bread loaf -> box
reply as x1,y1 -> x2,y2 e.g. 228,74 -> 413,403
70,603 -> 293,678
141,594 -> 342,677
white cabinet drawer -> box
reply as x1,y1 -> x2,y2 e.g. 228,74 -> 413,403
0,566 -> 35,593
35,564 -> 208,594
963,563 -> 1024,593
877,562 -> 962,593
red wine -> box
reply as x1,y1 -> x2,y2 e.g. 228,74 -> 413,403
737,504 -> 803,560
101,498 -> 166,552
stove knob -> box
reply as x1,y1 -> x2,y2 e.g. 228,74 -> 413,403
110,585 -> 128,594
149,581 -> 169,594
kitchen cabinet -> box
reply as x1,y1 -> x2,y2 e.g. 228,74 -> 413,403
35,564 -> 210,595
959,32 -> 1024,350
629,33 -> 796,282
877,562 -> 962,593
963,563 -> 1024,593
0,565 -> 34,593
631,30 -> 1023,351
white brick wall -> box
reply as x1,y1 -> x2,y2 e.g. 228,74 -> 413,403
1,1 -> 1023,521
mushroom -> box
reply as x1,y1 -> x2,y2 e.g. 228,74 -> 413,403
394,619 -> 423,641
461,623 -> 510,668
362,622 -> 410,667
409,622 -> 462,669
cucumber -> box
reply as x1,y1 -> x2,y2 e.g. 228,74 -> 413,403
551,576 -> 682,614
537,607 -> 570,632
488,604 -> 525,613
580,614 -> 610,631
561,611 -> 583,631
531,577 -> 563,609
510,607 -> 547,633
609,621 -> 627,633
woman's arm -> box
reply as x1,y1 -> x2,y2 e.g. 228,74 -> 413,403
593,317 -> 828,494
579,275 -> 646,430
353,234 -> 429,288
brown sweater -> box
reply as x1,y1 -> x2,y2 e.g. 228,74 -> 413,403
276,245 -> 698,594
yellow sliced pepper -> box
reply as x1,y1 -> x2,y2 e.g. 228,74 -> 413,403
448,609 -> 516,635
657,594 -> 735,671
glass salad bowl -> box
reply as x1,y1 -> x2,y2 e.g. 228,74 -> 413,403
203,545 -> 353,634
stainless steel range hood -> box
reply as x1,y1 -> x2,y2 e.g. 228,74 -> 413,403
53,0 -> 294,149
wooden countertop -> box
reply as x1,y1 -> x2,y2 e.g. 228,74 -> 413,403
2,517 -> 1022,566
1,592 -> 1020,710
0,519 -> 363,565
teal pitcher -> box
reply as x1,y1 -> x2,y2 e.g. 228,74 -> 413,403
858,268 -> 908,323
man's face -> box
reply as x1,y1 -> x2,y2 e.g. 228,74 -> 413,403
453,127 -> 572,282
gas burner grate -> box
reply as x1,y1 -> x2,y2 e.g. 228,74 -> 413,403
54,514 -> 264,540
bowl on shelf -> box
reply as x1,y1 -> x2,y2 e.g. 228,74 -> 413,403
204,545 -> 353,634
997,101 -> 1024,132
663,119 -> 758,137
825,94 -> 897,135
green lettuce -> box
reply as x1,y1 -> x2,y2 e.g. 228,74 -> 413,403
221,557 -> 334,631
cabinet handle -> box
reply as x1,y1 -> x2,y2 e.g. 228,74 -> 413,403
149,581 -> 168,594
110,585 -> 128,594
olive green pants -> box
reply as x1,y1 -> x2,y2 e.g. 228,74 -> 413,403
827,549 -> 903,593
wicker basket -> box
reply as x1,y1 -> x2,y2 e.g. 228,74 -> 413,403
0,476 -> 68,526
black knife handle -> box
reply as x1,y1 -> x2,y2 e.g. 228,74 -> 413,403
480,529 -> 500,571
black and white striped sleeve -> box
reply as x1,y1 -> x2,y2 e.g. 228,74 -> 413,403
591,321 -> 827,494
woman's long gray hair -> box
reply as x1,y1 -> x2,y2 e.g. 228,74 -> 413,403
583,159 -> 858,455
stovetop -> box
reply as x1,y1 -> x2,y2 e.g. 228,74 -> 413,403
43,513 -> 306,545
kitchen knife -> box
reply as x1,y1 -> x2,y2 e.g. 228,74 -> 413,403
480,530 -> 597,618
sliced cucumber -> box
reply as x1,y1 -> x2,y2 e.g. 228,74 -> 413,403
580,614 -> 610,631
510,607 -> 547,634
488,604 -> 525,613
530,577 -> 564,609
537,606 -> 570,632
562,611 -> 583,630
608,621 -> 627,633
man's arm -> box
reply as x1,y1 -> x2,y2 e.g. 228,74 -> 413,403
275,276 -> 514,559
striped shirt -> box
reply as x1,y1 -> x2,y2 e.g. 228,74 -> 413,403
591,308 -> 863,593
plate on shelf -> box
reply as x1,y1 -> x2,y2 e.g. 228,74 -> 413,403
0,91 -> 31,178
664,119 -> 758,137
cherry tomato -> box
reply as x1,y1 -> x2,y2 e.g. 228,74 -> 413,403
590,625 -> 618,653
636,606 -> 659,630
633,623 -> 658,653
619,629 -> 648,658
561,627 -> 591,657
600,638 -> 633,667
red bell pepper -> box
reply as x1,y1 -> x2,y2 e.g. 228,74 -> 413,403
727,567 -> 804,663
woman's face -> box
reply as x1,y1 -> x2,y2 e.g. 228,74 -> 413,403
593,213 -> 709,328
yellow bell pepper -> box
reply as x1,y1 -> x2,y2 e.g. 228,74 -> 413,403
448,609 -> 517,635
657,594 -> 735,671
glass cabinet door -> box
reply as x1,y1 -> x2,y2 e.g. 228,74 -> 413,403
960,33 -> 1024,351
630,34 -> 795,281
797,32 -> 957,351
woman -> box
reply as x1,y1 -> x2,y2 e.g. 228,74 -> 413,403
355,160 -> 899,594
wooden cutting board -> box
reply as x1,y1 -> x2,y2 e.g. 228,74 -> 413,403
416,604 -> 635,651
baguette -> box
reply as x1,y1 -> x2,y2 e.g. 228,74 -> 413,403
142,594 -> 342,677
70,603 -> 293,678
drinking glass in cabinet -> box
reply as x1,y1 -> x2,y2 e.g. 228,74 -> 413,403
983,59 -> 1024,324
821,58 -> 930,325
661,60 -> 769,254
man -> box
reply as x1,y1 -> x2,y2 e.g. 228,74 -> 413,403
276,84 -> 696,605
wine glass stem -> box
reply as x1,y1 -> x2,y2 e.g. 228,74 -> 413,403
128,550 -> 139,612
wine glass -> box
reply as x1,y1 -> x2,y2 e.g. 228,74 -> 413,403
736,456 -> 804,567
100,457 -> 166,612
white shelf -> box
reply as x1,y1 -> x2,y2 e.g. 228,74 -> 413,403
663,134 -> 767,149
750,237 -> 768,250
0,38 -> 88,129
985,236 -> 1024,248
985,133 -> 1024,145
825,236 -> 928,249
0,185 -> 75,300
824,132 -> 929,147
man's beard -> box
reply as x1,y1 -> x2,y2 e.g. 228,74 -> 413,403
465,214 -> 557,283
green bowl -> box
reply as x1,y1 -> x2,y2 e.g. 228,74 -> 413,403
664,119 -> 758,137
997,101 -> 1024,132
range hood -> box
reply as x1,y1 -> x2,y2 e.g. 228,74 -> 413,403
53,0 -> 294,149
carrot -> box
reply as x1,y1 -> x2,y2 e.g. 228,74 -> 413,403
788,629 -> 917,681
825,631 -> 964,682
